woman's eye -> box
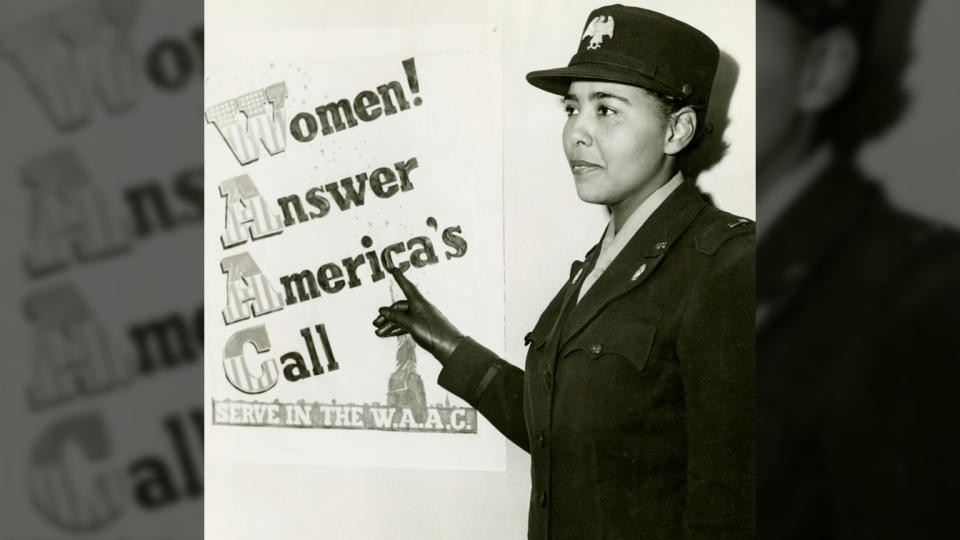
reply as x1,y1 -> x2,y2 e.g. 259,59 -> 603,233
597,105 -> 617,116
563,105 -> 578,117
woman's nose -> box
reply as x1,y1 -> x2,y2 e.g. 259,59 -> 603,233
566,116 -> 593,147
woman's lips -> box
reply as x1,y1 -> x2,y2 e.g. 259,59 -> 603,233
569,159 -> 602,173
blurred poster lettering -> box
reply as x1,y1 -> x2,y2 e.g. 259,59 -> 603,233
24,284 -> 133,410
5,0 -> 206,537
21,148 -> 202,279
0,0 -> 201,131
26,407 -> 203,533
22,149 -> 132,276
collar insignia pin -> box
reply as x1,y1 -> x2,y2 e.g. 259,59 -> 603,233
631,264 -> 647,281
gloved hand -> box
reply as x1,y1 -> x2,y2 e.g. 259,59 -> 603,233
372,267 -> 466,365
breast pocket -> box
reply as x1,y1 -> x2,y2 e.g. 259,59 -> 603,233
563,311 -> 658,373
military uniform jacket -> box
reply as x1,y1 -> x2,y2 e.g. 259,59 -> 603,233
439,180 -> 756,539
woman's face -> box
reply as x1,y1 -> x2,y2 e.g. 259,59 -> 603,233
562,80 -> 671,213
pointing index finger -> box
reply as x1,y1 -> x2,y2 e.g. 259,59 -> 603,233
389,267 -> 422,301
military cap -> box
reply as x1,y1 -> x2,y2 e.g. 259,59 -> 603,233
526,4 -> 719,109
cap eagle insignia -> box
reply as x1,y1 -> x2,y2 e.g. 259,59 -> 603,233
582,15 -> 615,50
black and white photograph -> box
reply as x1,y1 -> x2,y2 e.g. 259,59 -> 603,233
204,1 -> 754,538
5,0 -> 960,539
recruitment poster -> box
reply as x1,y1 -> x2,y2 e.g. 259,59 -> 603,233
203,16 -> 505,470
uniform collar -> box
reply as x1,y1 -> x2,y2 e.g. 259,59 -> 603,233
560,178 -> 709,346
583,173 -> 684,301
607,172 -> 685,243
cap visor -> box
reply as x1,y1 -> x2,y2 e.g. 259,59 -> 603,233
526,62 -> 674,96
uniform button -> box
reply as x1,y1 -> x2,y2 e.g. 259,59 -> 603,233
538,431 -> 546,447
590,343 -> 602,355
542,371 -> 552,389
538,489 -> 547,507
681,83 -> 693,96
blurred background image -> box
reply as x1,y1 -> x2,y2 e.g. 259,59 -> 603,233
0,0 -> 203,538
758,0 -> 960,538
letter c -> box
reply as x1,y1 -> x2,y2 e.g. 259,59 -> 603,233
380,242 -> 410,273
222,324 -> 279,394
450,409 -> 466,430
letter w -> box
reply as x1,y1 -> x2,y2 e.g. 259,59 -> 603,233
0,0 -> 140,130
205,82 -> 288,165
370,408 -> 396,428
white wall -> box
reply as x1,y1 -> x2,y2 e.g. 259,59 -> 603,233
859,0 -> 960,225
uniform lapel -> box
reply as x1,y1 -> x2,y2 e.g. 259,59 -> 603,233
559,180 -> 708,349
534,235 -> 603,351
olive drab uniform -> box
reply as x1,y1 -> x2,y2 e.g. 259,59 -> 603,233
438,180 -> 756,539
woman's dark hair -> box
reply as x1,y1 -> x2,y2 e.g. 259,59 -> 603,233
643,88 -> 712,156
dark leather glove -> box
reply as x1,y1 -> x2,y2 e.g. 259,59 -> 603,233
372,267 -> 466,364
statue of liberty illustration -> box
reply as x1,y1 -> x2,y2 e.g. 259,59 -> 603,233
386,282 -> 428,423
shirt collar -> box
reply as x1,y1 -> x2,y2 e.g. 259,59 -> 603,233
602,171 -> 684,247
577,172 -> 684,303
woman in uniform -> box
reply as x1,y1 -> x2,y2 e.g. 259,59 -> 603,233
373,5 -> 755,539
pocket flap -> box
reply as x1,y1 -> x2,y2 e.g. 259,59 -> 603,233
563,312 -> 658,372
524,329 -> 548,350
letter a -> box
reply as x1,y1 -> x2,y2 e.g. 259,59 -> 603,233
222,325 -> 279,394
219,174 -> 284,248
220,252 -> 285,325
22,148 -> 131,275
24,284 -> 134,410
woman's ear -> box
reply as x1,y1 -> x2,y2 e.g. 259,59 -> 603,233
664,106 -> 697,155
798,26 -> 859,112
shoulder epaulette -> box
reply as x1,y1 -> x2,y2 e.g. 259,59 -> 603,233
695,214 -> 755,255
